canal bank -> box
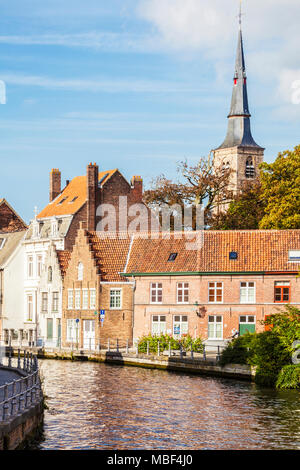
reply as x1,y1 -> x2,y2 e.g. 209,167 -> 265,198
0,352 -> 44,450
9,347 -> 255,382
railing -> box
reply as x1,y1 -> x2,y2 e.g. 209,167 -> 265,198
0,349 -> 42,423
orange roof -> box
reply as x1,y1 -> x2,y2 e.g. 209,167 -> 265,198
87,231 -> 132,282
38,169 -> 117,219
56,250 -> 71,278
124,230 -> 300,274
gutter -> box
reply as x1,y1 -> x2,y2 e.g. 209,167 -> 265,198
121,271 -> 299,277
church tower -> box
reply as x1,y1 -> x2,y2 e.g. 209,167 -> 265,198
213,5 -> 264,202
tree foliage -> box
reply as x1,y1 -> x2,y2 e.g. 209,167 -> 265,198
259,145 -> 300,229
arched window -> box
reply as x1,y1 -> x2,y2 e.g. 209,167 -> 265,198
78,262 -> 84,281
222,161 -> 230,175
48,266 -> 53,283
245,158 -> 255,179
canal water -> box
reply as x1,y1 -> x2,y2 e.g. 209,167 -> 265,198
35,359 -> 300,450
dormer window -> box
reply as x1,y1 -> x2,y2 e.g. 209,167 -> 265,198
168,253 -> 178,262
57,197 -> 67,205
78,262 -> 84,281
245,158 -> 255,179
289,250 -> 300,262
51,218 -> 58,237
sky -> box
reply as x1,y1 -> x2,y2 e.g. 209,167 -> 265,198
0,0 -> 300,223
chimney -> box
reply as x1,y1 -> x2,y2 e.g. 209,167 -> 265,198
50,169 -> 61,202
87,162 -> 98,231
131,175 -> 143,202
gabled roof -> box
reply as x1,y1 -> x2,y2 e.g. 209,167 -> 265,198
87,231 -> 132,282
0,198 -> 28,233
0,231 -> 26,267
123,230 -> 300,275
38,169 -> 118,219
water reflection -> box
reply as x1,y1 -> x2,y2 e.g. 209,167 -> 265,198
36,360 -> 300,450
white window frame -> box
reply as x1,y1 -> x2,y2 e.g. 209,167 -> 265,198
75,289 -> 81,310
68,289 -> 74,310
82,289 -> 88,310
208,282 -> 223,304
77,262 -> 84,281
240,282 -> 256,304
67,319 -> 80,342
177,283 -> 189,304
110,289 -> 122,310
239,315 -> 256,325
28,255 -> 34,279
26,294 -> 33,322
173,315 -> 188,337
289,250 -> 300,262
52,291 -> 59,312
90,288 -> 96,310
150,283 -> 163,304
151,315 -> 167,335
37,254 -> 43,277
208,315 -> 223,340
41,292 -> 48,313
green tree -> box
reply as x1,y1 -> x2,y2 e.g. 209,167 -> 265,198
209,181 -> 266,230
259,145 -> 300,229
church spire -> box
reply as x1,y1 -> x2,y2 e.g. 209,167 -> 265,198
217,1 -> 263,150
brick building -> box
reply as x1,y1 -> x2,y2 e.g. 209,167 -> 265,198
121,231 -> 300,346
61,225 -> 134,350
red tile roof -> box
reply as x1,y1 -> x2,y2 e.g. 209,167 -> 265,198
124,230 -> 300,274
38,169 -> 117,219
87,231 -> 132,282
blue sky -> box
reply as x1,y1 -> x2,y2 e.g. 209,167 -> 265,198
0,0 -> 300,223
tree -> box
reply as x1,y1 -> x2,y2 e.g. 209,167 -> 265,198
143,156 -> 232,229
259,145 -> 300,229
208,181 -> 266,230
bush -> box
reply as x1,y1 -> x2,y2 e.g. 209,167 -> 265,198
276,365 -> 300,389
219,333 -> 255,367
138,334 -> 203,354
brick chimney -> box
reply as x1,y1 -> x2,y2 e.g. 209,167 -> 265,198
50,169 -> 61,202
87,162 -> 99,231
131,176 -> 143,203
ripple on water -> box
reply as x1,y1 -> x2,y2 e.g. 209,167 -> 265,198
35,360 -> 300,450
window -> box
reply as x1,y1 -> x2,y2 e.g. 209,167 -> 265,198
51,219 -> 58,237
26,294 -> 33,321
229,251 -> 238,260
110,289 -> 122,309
52,292 -> 59,312
48,266 -> 53,283
152,316 -> 167,335
289,250 -> 300,262
168,253 -> 178,262
208,282 -> 223,303
208,316 -> 223,339
68,289 -> 74,309
75,289 -> 81,309
177,283 -> 189,304
67,319 -> 79,342
69,196 -> 78,203
0,238 -> 6,249
151,283 -> 163,304
173,315 -> 188,337
274,281 -> 290,303
90,289 -> 96,310
77,262 -> 84,281
82,289 -> 88,310
245,158 -> 255,179
239,316 -> 256,335
47,319 -> 53,340
41,292 -> 48,313
37,254 -> 43,277
240,282 -> 256,303
57,197 -> 67,205
28,255 -> 33,278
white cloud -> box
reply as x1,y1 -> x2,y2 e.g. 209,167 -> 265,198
1,73 -> 204,94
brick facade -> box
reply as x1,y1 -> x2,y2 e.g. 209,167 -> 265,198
61,226 -> 134,349
0,200 -> 27,233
